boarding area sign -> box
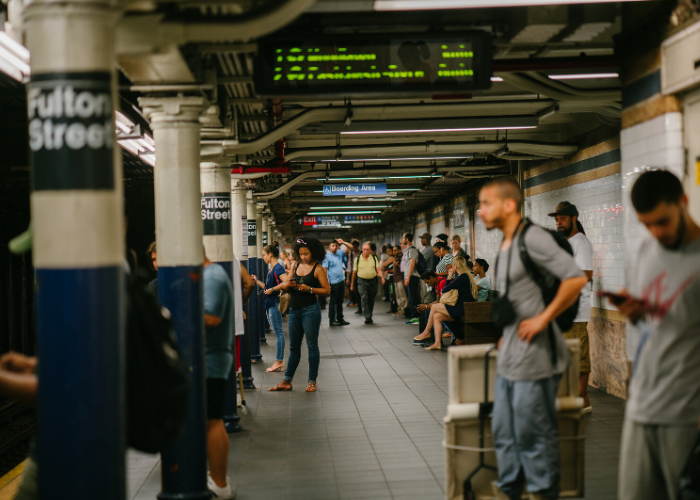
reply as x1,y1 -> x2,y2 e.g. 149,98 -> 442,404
323,183 -> 387,196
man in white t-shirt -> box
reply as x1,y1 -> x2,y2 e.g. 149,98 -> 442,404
549,201 -> 594,411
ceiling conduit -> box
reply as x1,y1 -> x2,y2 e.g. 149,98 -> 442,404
255,165 -> 510,201
499,73 -> 621,102
282,141 -> 578,162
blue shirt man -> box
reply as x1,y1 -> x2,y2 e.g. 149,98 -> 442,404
322,239 -> 352,326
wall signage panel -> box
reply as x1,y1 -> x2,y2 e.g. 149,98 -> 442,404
322,183 -> 387,196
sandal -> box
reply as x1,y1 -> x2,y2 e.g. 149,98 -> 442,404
266,365 -> 285,373
305,382 -> 317,392
268,382 -> 292,391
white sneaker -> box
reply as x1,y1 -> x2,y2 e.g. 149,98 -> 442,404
208,473 -> 233,499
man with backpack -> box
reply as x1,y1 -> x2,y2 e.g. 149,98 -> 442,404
401,233 -> 426,323
610,171 -> 700,500
203,252 -> 235,499
350,242 -> 383,324
549,201 -> 594,412
479,178 -> 587,500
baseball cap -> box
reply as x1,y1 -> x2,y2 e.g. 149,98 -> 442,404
419,233 -> 431,240
548,201 -> 579,217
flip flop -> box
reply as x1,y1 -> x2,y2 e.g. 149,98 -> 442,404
266,365 -> 285,373
268,382 -> 292,391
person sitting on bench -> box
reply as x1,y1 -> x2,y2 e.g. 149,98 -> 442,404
413,271 -> 441,346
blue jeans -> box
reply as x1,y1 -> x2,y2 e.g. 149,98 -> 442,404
266,306 -> 285,362
492,374 -> 562,499
284,302 -> 321,384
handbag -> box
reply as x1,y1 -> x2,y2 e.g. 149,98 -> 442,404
440,289 -> 459,307
272,269 -> 290,315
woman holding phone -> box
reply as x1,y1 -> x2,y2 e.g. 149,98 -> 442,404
268,237 -> 330,393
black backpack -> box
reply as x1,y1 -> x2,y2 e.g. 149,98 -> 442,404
413,246 -> 428,275
519,218 -> 579,334
126,274 -> 190,453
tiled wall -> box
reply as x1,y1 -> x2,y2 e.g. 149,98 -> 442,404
473,205 -> 502,278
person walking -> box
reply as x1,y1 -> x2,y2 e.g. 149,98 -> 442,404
252,244 -> 287,373
268,238 -> 330,393
203,252 -> 236,499
473,258 -> 491,302
479,177 -> 587,500
351,242 -> 383,324
610,171 -> 700,500
549,201 -> 594,412
323,239 -> 352,327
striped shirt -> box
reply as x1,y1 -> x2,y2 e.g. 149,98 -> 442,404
436,253 -> 454,273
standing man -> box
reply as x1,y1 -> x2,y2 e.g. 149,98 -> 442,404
203,252 -> 235,499
549,201 -> 594,412
323,239 -> 352,327
479,178 -> 587,500
401,233 -> 421,323
346,240 -> 361,308
420,233 -> 436,272
351,242 -> 383,325
611,171 -> 700,500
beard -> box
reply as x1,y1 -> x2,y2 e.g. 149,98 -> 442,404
557,222 -> 574,236
660,213 -> 687,250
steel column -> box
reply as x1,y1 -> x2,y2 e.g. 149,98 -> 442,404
247,196 -> 262,362
233,182 -> 254,389
201,163 -> 241,433
139,96 -> 209,500
25,2 -> 124,498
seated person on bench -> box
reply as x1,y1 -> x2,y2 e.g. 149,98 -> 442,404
414,257 -> 478,350
413,271 -> 441,346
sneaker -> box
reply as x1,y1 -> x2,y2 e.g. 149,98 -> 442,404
338,319 -> 350,325
582,405 -> 592,414
208,474 -> 233,499
364,319 -> 373,324
405,318 -> 419,324
236,394 -> 242,407
329,322 -> 340,327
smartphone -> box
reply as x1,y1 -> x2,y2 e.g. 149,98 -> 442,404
596,290 -> 629,306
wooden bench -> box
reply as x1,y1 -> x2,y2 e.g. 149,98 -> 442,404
444,302 -> 498,346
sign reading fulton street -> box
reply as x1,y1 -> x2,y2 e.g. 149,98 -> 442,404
28,72 -> 114,191
201,193 -> 231,235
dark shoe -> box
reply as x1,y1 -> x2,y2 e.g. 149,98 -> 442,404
320,306 -> 326,310
354,310 -> 363,315
329,322 -> 340,327
338,320 -> 350,325
364,319 -> 373,324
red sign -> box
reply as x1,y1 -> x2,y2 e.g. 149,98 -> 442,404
303,216 -> 317,226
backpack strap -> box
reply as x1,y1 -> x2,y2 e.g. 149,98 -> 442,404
518,218 -> 558,367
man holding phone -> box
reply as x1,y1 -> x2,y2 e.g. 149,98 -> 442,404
610,170 -> 700,500
549,202 -> 594,412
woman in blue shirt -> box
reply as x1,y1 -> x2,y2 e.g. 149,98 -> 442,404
253,243 -> 287,372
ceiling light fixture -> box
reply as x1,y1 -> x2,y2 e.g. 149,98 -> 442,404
0,32 -> 30,82
318,157 -> 472,162
308,211 -> 382,215
309,206 -> 388,209
303,117 -> 536,136
548,73 -> 619,80
375,0 -> 644,11
490,77 -> 503,82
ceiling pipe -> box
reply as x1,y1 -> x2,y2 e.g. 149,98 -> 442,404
255,165 -> 508,201
283,141 -> 578,161
526,72 -> 621,100
499,73 -> 621,102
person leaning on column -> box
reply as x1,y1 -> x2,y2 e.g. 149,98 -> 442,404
548,201 -> 594,412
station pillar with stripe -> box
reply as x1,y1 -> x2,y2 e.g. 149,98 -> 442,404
24,1 -> 125,497
233,181 -> 254,389
201,163 -> 241,433
139,96 -> 210,500
256,205 -> 268,344
247,195 -> 263,363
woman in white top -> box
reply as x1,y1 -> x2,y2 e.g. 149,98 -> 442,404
473,258 -> 491,302
433,242 -> 454,278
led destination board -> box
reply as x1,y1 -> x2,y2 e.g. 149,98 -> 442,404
254,32 -> 492,96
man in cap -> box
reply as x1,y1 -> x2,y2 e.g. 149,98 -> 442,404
549,201 -> 594,412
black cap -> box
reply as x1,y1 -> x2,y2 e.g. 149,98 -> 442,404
548,201 -> 579,217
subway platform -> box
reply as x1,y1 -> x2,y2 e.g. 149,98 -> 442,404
126,296 -> 624,500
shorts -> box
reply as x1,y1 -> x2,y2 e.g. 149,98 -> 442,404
206,378 -> 227,420
563,322 -> 591,374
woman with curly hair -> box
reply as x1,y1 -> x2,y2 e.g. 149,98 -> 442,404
268,237 -> 330,393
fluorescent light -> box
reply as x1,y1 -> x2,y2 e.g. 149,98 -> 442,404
115,111 -> 135,133
309,206 -> 388,209
320,157 -> 471,162
340,125 -> 535,135
0,32 -> 30,82
388,188 -> 420,191
316,175 -> 440,181
375,0 -> 644,10
308,211 -> 382,215
490,77 -> 503,82
548,73 -> 619,80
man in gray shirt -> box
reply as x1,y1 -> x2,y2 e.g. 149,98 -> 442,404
420,233 -> 437,272
479,178 -> 587,500
611,171 -> 700,500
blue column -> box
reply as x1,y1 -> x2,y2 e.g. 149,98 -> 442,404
139,96 -> 209,500
247,200 -> 262,363
25,5 -> 125,497
234,185 -> 254,390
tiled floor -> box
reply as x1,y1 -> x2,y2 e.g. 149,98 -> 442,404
128,297 -> 625,500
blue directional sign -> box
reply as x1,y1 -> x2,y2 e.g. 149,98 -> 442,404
322,183 -> 387,196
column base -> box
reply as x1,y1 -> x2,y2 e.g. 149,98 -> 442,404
225,422 -> 243,433
157,490 -> 211,500
242,376 -> 256,390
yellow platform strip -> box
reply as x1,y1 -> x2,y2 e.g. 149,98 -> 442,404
0,459 -> 27,500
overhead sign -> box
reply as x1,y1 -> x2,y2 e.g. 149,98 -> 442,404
254,32 -> 492,96
344,215 -> 382,225
323,183 -> 387,196
300,215 -> 343,227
